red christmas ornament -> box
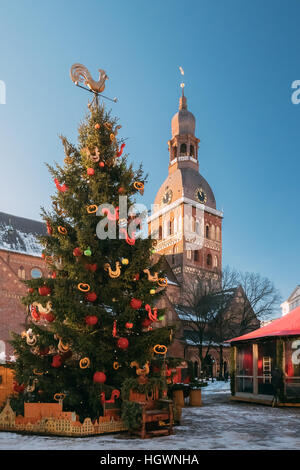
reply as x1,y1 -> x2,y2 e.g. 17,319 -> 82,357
116,143 -> 126,158
28,288 -> 34,294
142,318 -> 152,328
93,371 -> 106,383
31,305 -> 40,321
94,123 -> 100,129
118,187 -> 125,194
85,315 -> 98,326
99,162 -> 105,168
112,320 -> 117,337
101,206 -> 119,221
43,313 -> 55,323
85,263 -> 98,273
117,337 -> 129,349
38,286 -> 52,296
51,271 -> 57,279
133,273 -> 140,281
46,220 -> 53,235
73,247 -> 83,257
125,322 -> 133,329
130,298 -> 142,310
54,178 -> 68,193
87,167 -> 95,176
85,292 -> 97,302
51,355 -> 62,368
13,382 -> 25,393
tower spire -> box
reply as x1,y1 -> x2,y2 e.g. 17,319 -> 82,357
179,66 -> 187,110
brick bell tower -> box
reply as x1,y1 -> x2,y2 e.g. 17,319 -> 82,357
148,86 -> 223,291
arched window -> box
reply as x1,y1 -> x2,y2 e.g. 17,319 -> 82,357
213,255 -> 218,268
172,146 -> 177,160
205,225 -> 210,239
196,220 -> 201,235
194,250 -> 199,262
169,219 -> 174,236
180,143 -> 187,154
207,253 -> 212,267
211,225 -> 215,240
159,225 -> 162,240
190,145 -> 194,156
18,266 -> 25,279
216,226 -> 221,241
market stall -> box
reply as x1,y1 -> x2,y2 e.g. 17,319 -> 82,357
228,305 -> 300,405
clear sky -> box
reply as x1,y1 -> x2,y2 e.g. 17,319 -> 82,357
0,0 -> 299,304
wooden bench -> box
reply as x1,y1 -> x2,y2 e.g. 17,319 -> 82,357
128,388 -> 173,439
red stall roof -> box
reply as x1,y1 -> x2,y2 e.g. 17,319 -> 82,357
228,305 -> 300,343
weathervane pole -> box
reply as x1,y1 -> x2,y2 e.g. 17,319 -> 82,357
179,65 -> 185,95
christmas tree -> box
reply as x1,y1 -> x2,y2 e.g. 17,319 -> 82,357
9,89 -> 173,423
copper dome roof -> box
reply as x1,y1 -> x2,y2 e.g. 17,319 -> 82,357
154,167 -> 216,210
171,93 -> 196,137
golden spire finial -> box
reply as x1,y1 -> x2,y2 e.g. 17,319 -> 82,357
179,66 -> 187,109
179,66 -> 185,94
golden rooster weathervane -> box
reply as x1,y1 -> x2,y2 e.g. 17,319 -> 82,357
70,63 -> 117,104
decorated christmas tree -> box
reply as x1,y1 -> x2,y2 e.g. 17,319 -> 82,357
9,70 -> 174,424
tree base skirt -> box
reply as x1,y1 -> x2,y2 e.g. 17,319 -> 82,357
0,421 -> 128,437
0,400 -> 128,437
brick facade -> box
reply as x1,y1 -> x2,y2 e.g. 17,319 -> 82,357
0,250 -> 47,359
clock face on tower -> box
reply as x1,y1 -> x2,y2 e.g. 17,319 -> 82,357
162,188 -> 173,205
195,187 -> 207,204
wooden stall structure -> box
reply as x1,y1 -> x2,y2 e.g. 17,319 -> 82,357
228,305 -> 300,406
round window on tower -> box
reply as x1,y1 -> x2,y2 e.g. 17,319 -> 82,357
31,268 -> 43,279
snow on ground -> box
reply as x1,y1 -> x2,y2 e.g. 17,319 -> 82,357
1,380 -> 300,450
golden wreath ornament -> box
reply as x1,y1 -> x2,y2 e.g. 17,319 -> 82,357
58,226 -> 68,235
133,181 -> 144,194
79,357 -> 90,369
158,278 -> 168,287
86,204 -> 98,214
54,393 -> 66,402
77,283 -> 91,292
153,344 -> 168,355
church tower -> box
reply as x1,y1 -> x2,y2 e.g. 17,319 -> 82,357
148,87 -> 223,290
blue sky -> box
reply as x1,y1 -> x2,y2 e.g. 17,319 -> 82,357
0,0 -> 299,304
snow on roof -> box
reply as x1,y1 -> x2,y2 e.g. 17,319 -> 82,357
228,304 -> 300,342
0,211 -> 46,257
166,277 -> 179,286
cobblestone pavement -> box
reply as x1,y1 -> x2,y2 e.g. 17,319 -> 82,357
1,383 -> 300,450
